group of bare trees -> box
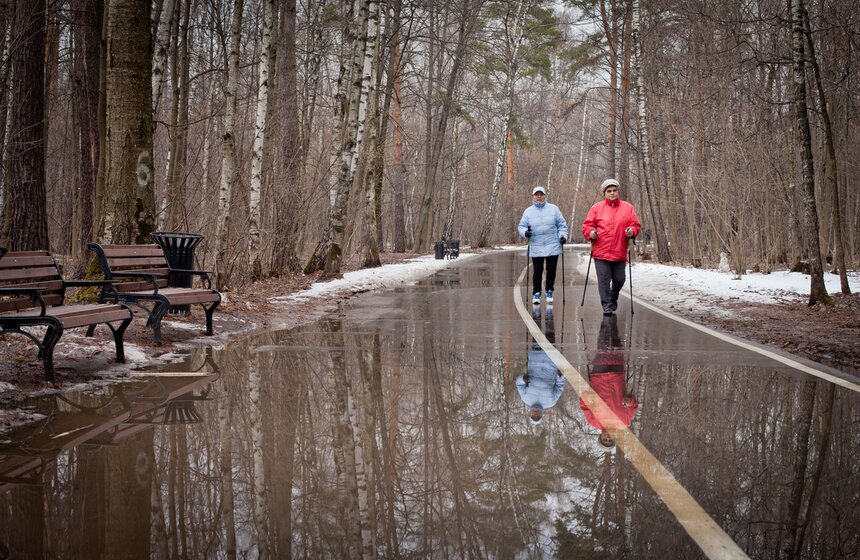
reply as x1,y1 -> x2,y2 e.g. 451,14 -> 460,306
0,0 -> 856,298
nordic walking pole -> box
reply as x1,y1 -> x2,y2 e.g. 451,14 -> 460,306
560,241 -> 565,304
580,244 -> 593,307
628,237 -> 635,316
526,226 -> 532,304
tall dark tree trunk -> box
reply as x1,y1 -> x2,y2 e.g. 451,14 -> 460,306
271,0 -> 303,275
70,0 -> 102,273
790,0 -> 830,305
98,0 -> 155,245
2,0 -> 48,251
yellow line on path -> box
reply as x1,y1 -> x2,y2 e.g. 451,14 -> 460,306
514,268 -> 749,560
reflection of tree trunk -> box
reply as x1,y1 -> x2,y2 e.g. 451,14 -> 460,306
72,448 -> 105,557
151,447 -> 169,559
427,333 -> 479,558
381,332 -> 403,554
218,385 -> 238,560
249,351 -> 270,558
270,354 -> 300,560
329,321 -> 362,557
794,383 -> 834,557
783,380 -> 816,557
105,431 -> 153,559
358,334 -> 380,554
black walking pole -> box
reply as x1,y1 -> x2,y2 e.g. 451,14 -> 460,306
580,244 -> 593,307
628,237 -> 635,316
526,226 -> 532,305
560,241 -> 565,304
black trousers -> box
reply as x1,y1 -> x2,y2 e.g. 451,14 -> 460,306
594,259 -> 626,311
531,255 -> 559,293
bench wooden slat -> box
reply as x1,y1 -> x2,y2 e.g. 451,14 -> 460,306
0,255 -> 56,269
0,294 -> 64,313
113,279 -> 169,292
107,257 -> 168,269
100,245 -> 164,258
0,279 -> 64,292
0,266 -> 61,282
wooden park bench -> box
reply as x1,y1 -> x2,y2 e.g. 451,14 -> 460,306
0,249 -> 132,381
87,243 -> 221,343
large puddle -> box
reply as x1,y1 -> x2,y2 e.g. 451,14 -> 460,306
0,251 -> 857,558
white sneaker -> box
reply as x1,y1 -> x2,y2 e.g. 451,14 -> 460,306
532,292 -> 541,304
546,290 -> 554,303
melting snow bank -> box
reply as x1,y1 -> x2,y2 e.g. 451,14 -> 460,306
565,243 -> 860,315
270,253 -> 481,303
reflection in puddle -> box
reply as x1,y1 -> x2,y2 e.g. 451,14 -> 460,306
0,253 -> 856,558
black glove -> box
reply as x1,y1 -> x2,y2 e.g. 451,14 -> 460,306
559,236 -> 566,244
525,227 -> 532,238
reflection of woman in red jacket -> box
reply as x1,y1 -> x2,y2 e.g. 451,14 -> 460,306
580,315 -> 637,449
581,178 -> 641,316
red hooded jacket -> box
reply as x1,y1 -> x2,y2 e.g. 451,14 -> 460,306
581,199 -> 641,261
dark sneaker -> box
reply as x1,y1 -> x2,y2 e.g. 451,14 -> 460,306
610,301 -> 617,311
603,309 -> 614,317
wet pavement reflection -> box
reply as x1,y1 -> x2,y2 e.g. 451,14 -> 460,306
0,249 -> 858,559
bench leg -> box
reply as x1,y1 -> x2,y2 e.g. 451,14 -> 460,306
202,300 -> 221,335
85,324 -> 96,337
40,323 -> 63,382
147,299 -> 169,343
108,316 -> 132,363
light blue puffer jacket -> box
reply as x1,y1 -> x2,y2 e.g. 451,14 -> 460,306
517,201 -> 568,257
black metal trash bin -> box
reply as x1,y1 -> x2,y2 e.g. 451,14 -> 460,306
151,232 -> 204,313
434,240 -> 445,260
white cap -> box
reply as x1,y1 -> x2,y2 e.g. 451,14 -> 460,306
532,186 -> 546,195
600,178 -> 620,192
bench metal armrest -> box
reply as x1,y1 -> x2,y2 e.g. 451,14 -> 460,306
110,271 -> 165,294
169,269 -> 213,289
0,287 -> 48,316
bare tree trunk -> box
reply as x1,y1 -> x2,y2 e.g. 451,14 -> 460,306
802,7 -> 849,294
70,0 -> 100,271
414,0 -> 483,251
305,0 -> 379,278
631,0 -> 670,261
98,0 -> 155,245
442,121 -> 461,240
599,0 -> 619,176
790,0 -> 830,305
270,0 -> 303,275
165,0 -> 191,231
390,0 -> 407,252
215,0 -> 243,289
151,0 -> 176,116
362,14 -> 384,268
2,0 -> 48,250
248,0 -> 275,280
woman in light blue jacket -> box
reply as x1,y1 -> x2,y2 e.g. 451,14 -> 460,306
518,186 -> 568,304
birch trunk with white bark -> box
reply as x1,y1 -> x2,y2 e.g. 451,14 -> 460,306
248,0 -> 275,280
632,0 -> 671,261
151,0 -> 176,116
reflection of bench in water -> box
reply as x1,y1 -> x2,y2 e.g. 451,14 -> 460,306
0,374 -> 215,490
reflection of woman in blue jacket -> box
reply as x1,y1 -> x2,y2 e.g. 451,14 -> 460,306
516,307 -> 565,425
518,186 -> 568,304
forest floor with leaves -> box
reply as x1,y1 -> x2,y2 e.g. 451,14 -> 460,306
1,249 -> 858,422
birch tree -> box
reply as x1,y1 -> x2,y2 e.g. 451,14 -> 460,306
305,0 -> 379,278
631,0 -> 670,261
247,0 -> 275,280
215,0 -> 243,289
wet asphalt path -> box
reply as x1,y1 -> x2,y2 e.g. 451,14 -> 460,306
0,248 -> 857,559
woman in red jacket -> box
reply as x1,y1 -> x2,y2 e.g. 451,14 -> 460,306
581,178 -> 641,316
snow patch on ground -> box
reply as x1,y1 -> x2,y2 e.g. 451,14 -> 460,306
272,253 -> 481,303
566,243 -> 860,316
